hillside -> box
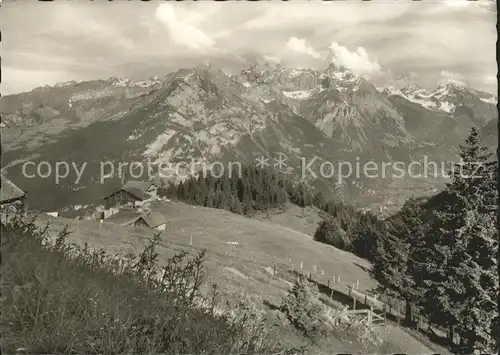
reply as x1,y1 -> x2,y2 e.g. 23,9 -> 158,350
1,215 -> 287,354
26,200 -> 450,354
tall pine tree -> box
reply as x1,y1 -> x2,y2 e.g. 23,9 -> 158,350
371,198 -> 424,324
420,128 -> 498,348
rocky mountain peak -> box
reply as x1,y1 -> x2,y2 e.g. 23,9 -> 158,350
1,61 -> 497,213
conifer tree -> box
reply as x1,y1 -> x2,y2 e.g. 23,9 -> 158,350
370,198 -> 425,324
420,128 -> 498,347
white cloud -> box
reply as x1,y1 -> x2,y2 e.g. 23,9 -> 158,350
443,0 -> 473,7
1,66 -> 76,95
476,1 -> 497,12
329,42 -> 381,76
285,37 -> 322,59
485,75 -> 497,84
1,1 -> 496,95
155,4 -> 215,51
439,70 -> 466,86
262,55 -> 282,65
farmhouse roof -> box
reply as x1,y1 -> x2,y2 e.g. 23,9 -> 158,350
137,211 -> 167,228
122,180 -> 154,200
0,177 -> 26,204
104,180 -> 154,201
105,209 -> 142,225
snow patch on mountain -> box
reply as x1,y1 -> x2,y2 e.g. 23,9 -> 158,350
55,81 -> 81,87
331,70 -> 356,82
288,69 -> 306,79
282,86 -> 326,100
283,89 -> 314,99
134,76 -> 161,88
480,96 -> 497,104
439,101 -> 454,113
109,78 -> 132,87
382,84 -> 453,112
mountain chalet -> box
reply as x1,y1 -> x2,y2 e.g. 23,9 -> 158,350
100,180 -> 167,231
103,180 -> 159,217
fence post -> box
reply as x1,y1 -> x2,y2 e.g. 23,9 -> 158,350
364,293 -> 367,305
300,260 -> 303,270
328,279 -> 330,288
353,296 -> 356,310
368,306 -> 373,327
356,280 -> 359,290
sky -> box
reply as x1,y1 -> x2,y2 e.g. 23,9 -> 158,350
2,0 -> 497,95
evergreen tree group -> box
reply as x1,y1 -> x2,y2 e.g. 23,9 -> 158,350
158,163 -> 384,259
371,127 -> 498,353
158,165 -> 290,215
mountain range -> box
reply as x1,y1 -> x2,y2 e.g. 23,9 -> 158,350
1,62 -> 497,213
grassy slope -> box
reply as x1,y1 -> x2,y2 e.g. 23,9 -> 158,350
34,201 -> 375,302
250,204 -> 327,237
31,200 -> 447,353
1,219 -> 285,354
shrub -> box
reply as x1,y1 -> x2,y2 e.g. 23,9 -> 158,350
279,275 -> 329,339
345,318 -> 383,348
347,222 -> 382,262
314,217 -> 350,250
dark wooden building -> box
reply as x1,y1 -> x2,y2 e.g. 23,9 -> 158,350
0,177 -> 27,215
103,181 -> 157,210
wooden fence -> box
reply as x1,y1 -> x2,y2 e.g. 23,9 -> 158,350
273,256 -> 447,333
275,257 -> 389,328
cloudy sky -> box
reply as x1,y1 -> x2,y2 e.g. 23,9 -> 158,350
2,0 -> 497,95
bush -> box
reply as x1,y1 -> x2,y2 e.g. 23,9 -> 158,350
279,276 -> 330,339
314,217 -> 350,250
0,214 -> 287,354
347,223 -> 382,262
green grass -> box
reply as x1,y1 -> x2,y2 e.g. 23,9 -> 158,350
0,215 -> 291,354
31,200 -> 377,306
17,201 -> 451,353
